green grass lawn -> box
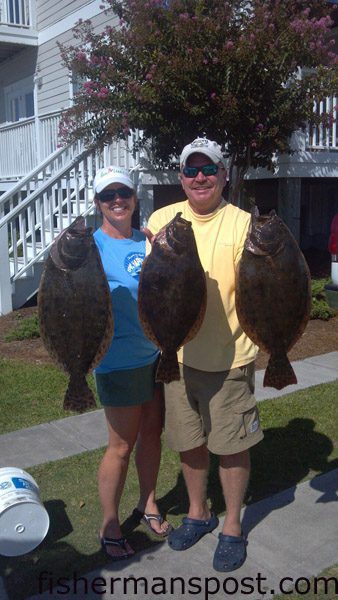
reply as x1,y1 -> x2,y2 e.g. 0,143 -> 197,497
0,358 -> 98,432
0,358 -> 337,598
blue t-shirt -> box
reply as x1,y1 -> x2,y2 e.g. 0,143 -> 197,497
93,227 -> 158,373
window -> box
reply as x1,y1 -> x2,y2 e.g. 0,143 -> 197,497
4,76 -> 34,122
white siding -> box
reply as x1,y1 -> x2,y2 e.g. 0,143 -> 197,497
36,11 -> 118,116
37,35 -> 71,114
37,0 -> 95,30
37,13 -> 118,115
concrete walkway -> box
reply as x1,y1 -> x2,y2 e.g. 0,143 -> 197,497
0,352 -> 337,599
27,470 -> 338,600
1,352 -> 338,470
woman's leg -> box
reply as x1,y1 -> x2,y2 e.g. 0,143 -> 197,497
135,386 -> 170,534
98,405 -> 142,557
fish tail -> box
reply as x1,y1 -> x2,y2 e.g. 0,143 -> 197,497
63,374 -> 97,413
155,351 -> 180,384
263,354 -> 297,390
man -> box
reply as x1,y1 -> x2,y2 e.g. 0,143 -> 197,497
146,137 -> 263,572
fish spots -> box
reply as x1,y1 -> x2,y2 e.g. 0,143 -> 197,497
138,213 -> 206,383
236,209 -> 311,390
38,220 -> 114,413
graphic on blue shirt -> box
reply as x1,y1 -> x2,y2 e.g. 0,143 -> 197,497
124,252 -> 145,278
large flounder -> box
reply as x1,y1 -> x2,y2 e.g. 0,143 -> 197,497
235,207 -> 311,390
138,212 -> 207,383
38,217 -> 113,412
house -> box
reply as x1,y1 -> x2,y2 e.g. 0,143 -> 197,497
0,1 -> 337,314
0,1 -> 139,180
0,1 -> 147,315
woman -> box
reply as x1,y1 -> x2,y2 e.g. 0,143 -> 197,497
93,165 -> 171,560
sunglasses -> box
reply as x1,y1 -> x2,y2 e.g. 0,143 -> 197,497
97,187 -> 134,202
182,164 -> 219,178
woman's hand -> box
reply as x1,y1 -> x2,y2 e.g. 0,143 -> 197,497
141,227 -> 156,245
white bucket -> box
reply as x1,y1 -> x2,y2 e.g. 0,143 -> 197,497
0,467 -> 50,557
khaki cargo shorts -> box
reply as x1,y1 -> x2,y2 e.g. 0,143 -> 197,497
164,362 -> 263,455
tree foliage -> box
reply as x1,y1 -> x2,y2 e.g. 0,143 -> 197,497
59,0 -> 338,176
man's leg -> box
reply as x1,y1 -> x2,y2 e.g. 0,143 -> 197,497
168,444 -> 218,550
180,443 -> 210,520
165,365 -> 219,549
219,449 -> 250,536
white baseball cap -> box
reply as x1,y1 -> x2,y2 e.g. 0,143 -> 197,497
93,166 -> 135,195
180,137 -> 226,169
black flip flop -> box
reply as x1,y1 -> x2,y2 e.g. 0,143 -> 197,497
132,508 -> 173,537
99,535 -> 134,561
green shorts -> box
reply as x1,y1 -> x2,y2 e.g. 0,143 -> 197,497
164,362 -> 263,455
94,358 -> 159,407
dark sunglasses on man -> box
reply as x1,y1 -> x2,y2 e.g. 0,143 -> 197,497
97,187 -> 134,202
182,164 -> 219,178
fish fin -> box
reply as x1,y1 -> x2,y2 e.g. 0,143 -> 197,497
263,354 -> 297,390
63,374 -> 97,413
155,352 -> 180,384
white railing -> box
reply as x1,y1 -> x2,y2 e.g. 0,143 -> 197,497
0,0 -> 31,27
0,110 -> 141,178
0,118 -> 36,176
307,96 -> 338,150
40,111 -> 63,160
0,110 -> 62,178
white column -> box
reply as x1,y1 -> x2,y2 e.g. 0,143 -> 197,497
34,69 -> 41,164
28,0 -> 37,28
137,177 -> 154,228
0,225 -> 13,315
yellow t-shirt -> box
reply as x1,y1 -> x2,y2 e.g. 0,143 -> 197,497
147,199 -> 257,372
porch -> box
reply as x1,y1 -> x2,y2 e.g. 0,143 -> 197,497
1,96 -> 338,185
0,96 -> 338,315
0,0 -> 37,59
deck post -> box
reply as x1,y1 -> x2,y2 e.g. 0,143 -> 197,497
34,70 -> 42,165
0,225 -> 13,315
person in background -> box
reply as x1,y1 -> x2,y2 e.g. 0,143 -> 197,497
93,166 -> 171,561
145,138 -> 263,572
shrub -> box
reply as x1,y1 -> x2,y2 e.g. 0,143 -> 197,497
310,278 -> 336,321
4,313 -> 40,341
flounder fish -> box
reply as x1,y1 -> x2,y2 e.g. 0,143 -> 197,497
235,207 -> 311,390
38,217 -> 113,412
138,212 -> 207,383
